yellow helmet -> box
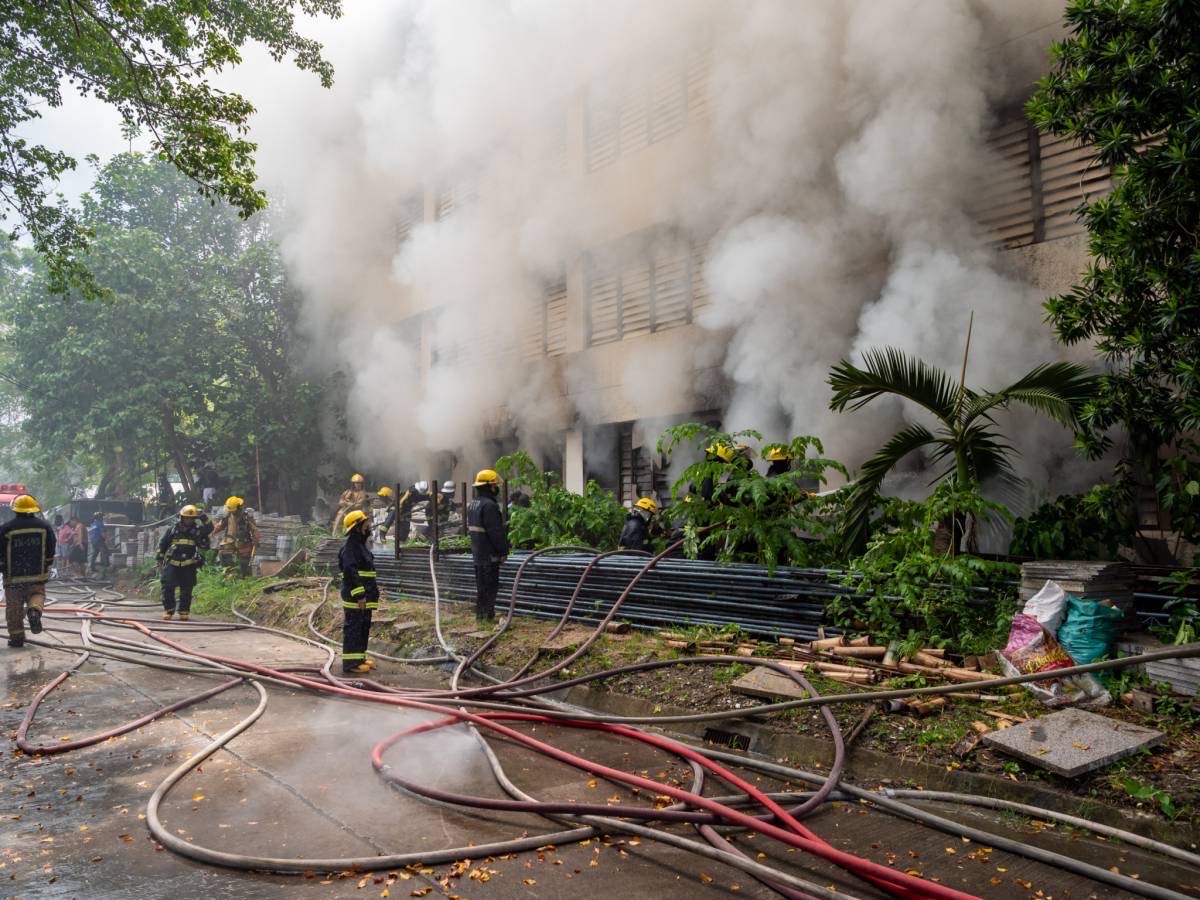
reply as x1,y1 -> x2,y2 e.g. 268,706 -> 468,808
180,505 -> 200,518
351,473 -> 365,484
765,447 -> 792,462
11,494 -> 40,514
705,443 -> 735,463
377,486 -> 394,498
224,496 -> 244,510
342,509 -> 369,530
474,468 -> 500,487
635,497 -> 658,513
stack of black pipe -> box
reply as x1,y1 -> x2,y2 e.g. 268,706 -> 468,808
356,548 -> 859,640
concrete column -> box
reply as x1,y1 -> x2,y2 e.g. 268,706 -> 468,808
564,260 -> 587,354
563,429 -> 584,494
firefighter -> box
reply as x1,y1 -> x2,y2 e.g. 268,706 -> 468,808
466,469 -> 509,624
380,480 -> 430,543
619,497 -> 659,552
330,473 -> 370,533
212,496 -> 259,577
764,446 -> 818,493
765,447 -> 792,478
157,505 -> 204,621
0,495 -> 55,648
338,509 -> 378,674
698,443 -> 735,501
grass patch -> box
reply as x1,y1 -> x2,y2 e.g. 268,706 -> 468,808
188,567 -> 268,617
712,663 -> 751,683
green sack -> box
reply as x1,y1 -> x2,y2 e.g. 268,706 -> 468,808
1056,595 -> 1124,665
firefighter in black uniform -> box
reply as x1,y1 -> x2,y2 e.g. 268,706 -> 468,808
380,481 -> 430,543
619,497 -> 659,552
157,505 -> 204,621
467,469 -> 509,624
338,509 -> 378,674
1,494 -> 55,648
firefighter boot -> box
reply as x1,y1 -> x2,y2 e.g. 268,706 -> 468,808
362,657 -> 376,670
179,612 -> 190,622
343,663 -> 372,675
27,609 -> 43,635
163,611 -> 174,621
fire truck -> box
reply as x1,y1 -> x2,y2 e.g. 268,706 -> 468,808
0,482 -> 28,524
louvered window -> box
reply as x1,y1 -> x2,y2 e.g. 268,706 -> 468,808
544,278 -> 568,356
586,263 -> 621,345
970,119 -> 1036,248
1038,132 -> 1112,241
435,176 -> 478,221
685,47 -> 711,121
653,247 -> 691,329
585,93 -> 620,172
586,239 -> 711,346
521,277 -> 569,360
393,196 -> 423,246
585,47 -> 711,172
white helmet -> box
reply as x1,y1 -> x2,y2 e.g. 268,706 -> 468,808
414,480 -> 429,493
441,481 -> 455,494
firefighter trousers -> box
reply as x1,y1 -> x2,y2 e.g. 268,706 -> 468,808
162,565 -> 198,613
473,562 -> 499,623
4,582 -> 45,644
342,605 -> 373,671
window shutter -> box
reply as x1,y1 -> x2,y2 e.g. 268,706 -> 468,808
652,247 -> 691,329
1039,133 -> 1112,241
970,118 -> 1036,248
620,258 -> 653,338
586,259 -> 620,346
544,278 -> 568,356
685,48 -> 711,121
586,91 -> 620,172
650,63 -> 687,143
690,242 -> 712,314
618,82 -> 650,157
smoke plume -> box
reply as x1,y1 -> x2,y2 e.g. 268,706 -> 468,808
237,0 -> 1087,502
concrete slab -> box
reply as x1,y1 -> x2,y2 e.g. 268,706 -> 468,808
982,708 -> 1164,777
539,626 -> 594,652
730,666 -> 810,701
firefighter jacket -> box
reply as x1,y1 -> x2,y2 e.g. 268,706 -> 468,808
195,510 -> 214,550
213,509 -> 259,553
618,509 -> 652,552
157,522 -> 204,568
337,488 -> 369,515
0,513 -> 56,584
338,531 -> 379,608
382,484 -> 430,531
467,491 -> 509,566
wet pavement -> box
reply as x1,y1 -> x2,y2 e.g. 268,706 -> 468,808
3,613 -> 1199,899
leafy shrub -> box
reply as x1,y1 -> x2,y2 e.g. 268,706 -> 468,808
830,482 -> 1019,655
1010,482 -> 1131,560
657,423 -> 848,570
495,450 -> 626,549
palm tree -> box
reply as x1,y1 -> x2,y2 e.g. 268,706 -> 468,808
828,347 -> 1096,550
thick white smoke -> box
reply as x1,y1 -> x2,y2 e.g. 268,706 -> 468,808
236,0 -> 1086,501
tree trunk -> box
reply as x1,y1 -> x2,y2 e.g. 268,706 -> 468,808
163,406 -> 196,496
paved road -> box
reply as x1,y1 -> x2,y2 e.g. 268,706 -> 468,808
3,614 -> 1198,899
